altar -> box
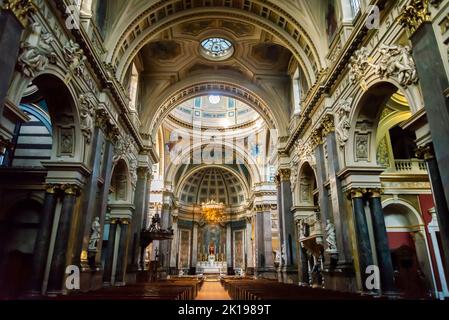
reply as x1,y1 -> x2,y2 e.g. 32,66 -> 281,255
196,254 -> 227,274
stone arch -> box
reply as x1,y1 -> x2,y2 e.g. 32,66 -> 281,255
295,161 -> 318,207
164,140 -> 262,187
346,79 -> 421,167
174,164 -> 251,205
110,159 -> 133,203
7,71 -> 84,165
382,198 -> 436,298
107,3 -> 322,87
147,75 -> 288,142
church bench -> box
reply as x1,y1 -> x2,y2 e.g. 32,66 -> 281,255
222,279 -> 374,300
45,279 -> 203,300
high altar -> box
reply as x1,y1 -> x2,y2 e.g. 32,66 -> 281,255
196,237 -> 227,274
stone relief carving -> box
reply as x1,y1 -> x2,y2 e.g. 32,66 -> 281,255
59,127 -> 74,156
113,134 -> 132,164
349,44 -> 418,90
79,93 -> 95,143
349,47 -> 373,90
63,39 -> 87,78
296,139 -> 316,170
376,44 -> 418,87
17,22 -> 56,78
355,134 -> 369,161
335,98 -> 353,148
129,158 -> 138,187
325,219 -> 338,253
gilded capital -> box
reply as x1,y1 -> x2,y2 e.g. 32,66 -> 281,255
61,184 -> 81,196
321,114 -> 335,137
349,188 -> 366,199
310,129 -> 323,148
44,183 -> 60,194
399,0 -> 431,35
2,0 -> 36,27
279,169 -> 291,181
367,188 -> 383,198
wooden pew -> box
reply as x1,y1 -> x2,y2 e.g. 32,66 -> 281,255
221,278 -> 375,300
44,278 -> 204,300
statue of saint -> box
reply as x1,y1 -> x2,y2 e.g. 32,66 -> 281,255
88,217 -> 101,252
325,219 -> 337,253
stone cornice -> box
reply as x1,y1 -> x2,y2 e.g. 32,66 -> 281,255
52,0 -> 147,154
285,0 -> 387,153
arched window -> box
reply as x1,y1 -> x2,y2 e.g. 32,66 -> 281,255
129,63 -> 139,111
292,68 -> 302,115
350,0 -> 361,16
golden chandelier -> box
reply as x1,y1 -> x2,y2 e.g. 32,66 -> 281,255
201,200 -> 225,224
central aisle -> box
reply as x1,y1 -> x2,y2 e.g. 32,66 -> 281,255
195,279 -> 231,300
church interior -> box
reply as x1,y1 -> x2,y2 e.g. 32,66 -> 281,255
1,0 -> 449,301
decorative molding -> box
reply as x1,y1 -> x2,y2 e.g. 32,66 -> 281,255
399,0 -> 431,35
2,0 -> 36,27
335,97 -> 353,148
17,22 -> 56,78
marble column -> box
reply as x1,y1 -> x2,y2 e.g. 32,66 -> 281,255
103,220 -> 118,284
47,185 -> 80,293
0,9 -> 26,110
245,218 -> 254,274
367,190 -> 396,295
169,218 -> 179,273
226,223 -> 233,274
115,221 -> 130,285
278,169 -> 297,271
298,245 -> 310,286
73,128 -> 104,268
96,140 -> 114,267
191,222 -> 198,267
254,205 -> 274,273
350,189 -> 374,292
422,146 -> 449,280
129,168 -> 149,272
160,203 -> 171,273
410,22 -> 449,262
28,184 -> 59,293
262,208 -> 274,270
325,132 -> 352,266
314,144 -> 331,221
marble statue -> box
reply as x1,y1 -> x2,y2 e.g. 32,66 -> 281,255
325,219 -> 337,253
88,217 -> 101,252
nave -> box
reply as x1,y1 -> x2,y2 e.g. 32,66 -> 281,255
2,0 -> 449,302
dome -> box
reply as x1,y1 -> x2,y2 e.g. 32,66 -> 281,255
178,167 -> 246,206
169,95 -> 260,129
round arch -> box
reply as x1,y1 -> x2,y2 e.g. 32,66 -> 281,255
174,164 -> 251,204
345,78 -> 422,166
110,159 -> 133,203
147,75 -> 288,141
164,140 -> 263,186
382,198 -> 437,297
294,161 -> 318,207
107,4 -> 322,87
